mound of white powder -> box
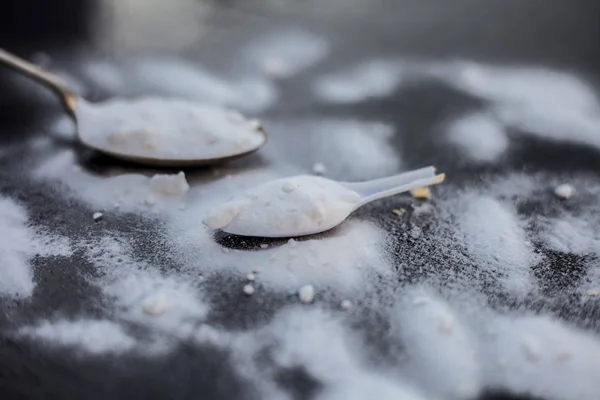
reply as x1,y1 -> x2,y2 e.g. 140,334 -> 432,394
0,197 -> 72,299
203,175 -> 361,237
77,98 -> 265,160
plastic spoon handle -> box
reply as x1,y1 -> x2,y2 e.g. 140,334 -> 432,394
0,48 -> 78,117
346,168 -> 445,205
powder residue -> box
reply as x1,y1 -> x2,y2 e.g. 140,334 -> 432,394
446,111 -> 508,163
393,290 -> 481,400
480,314 -> 600,400
263,119 -> 401,181
450,194 -> 538,296
0,197 -> 72,298
20,319 -> 136,355
435,62 -> 600,151
240,28 -> 328,79
312,59 -> 406,104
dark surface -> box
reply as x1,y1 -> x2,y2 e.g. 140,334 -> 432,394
1,1 -> 600,399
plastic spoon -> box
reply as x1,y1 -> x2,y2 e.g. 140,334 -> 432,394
0,49 -> 267,167
203,166 -> 445,238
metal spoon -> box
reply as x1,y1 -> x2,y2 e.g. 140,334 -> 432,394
0,49 -> 268,167
203,166 -> 446,238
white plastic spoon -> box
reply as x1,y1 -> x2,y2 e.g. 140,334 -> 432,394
0,49 -> 267,167
203,166 -> 445,238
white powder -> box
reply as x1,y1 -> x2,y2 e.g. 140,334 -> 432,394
34,150 -> 190,215
83,236 -> 208,343
149,172 -> 190,197
0,197 -> 72,298
243,285 -> 255,296
312,162 -> 327,175
435,62 -> 600,150
124,57 -> 278,114
340,300 -> 353,310
203,175 -> 361,237
80,59 -> 125,93
446,112 -> 508,163
232,307 -> 429,400
77,98 -> 265,160
540,216 -> 600,255
263,119 -> 400,180
22,51 -> 600,400
240,28 -> 328,79
312,59 -> 406,104
20,319 -> 136,355
298,284 -> 316,304
480,314 -> 600,400
554,183 -> 575,199
48,115 -> 77,141
393,289 -> 481,400
449,194 -> 539,296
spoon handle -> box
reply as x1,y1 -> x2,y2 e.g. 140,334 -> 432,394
0,49 -> 78,118
347,167 -> 445,204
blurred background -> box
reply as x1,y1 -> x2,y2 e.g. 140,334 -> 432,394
1,0 -> 599,125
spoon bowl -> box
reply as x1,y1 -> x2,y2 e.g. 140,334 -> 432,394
203,166 -> 446,238
0,49 -> 268,167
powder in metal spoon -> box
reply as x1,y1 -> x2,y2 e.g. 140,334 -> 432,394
77,98 -> 265,160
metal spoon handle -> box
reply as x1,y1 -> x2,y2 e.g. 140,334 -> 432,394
0,48 -> 78,118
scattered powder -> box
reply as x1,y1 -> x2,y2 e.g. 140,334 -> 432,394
298,284 -> 316,304
242,307 -> 429,400
48,115 -> 76,141
142,293 -> 167,316
243,285 -> 255,296
393,290 -> 481,400
480,314 -> 600,400
261,57 -> 290,79
80,59 -> 125,93
446,112 -> 508,163
263,119 -> 401,181
340,300 -> 353,310
0,197 -> 71,298
77,98 -> 264,160
202,175 -> 361,237
312,59 -> 406,104
17,51 -> 600,400
149,172 -> 190,197
33,149 -> 191,215
241,28 -> 328,79
412,203 -> 433,216
20,319 -> 136,355
450,194 -> 539,295
554,183 -> 575,199
435,62 -> 600,151
124,57 -> 277,113
82,236 -> 208,346
540,216 -> 600,255
312,162 -> 327,175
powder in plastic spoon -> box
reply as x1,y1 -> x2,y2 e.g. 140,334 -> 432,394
202,175 -> 361,237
